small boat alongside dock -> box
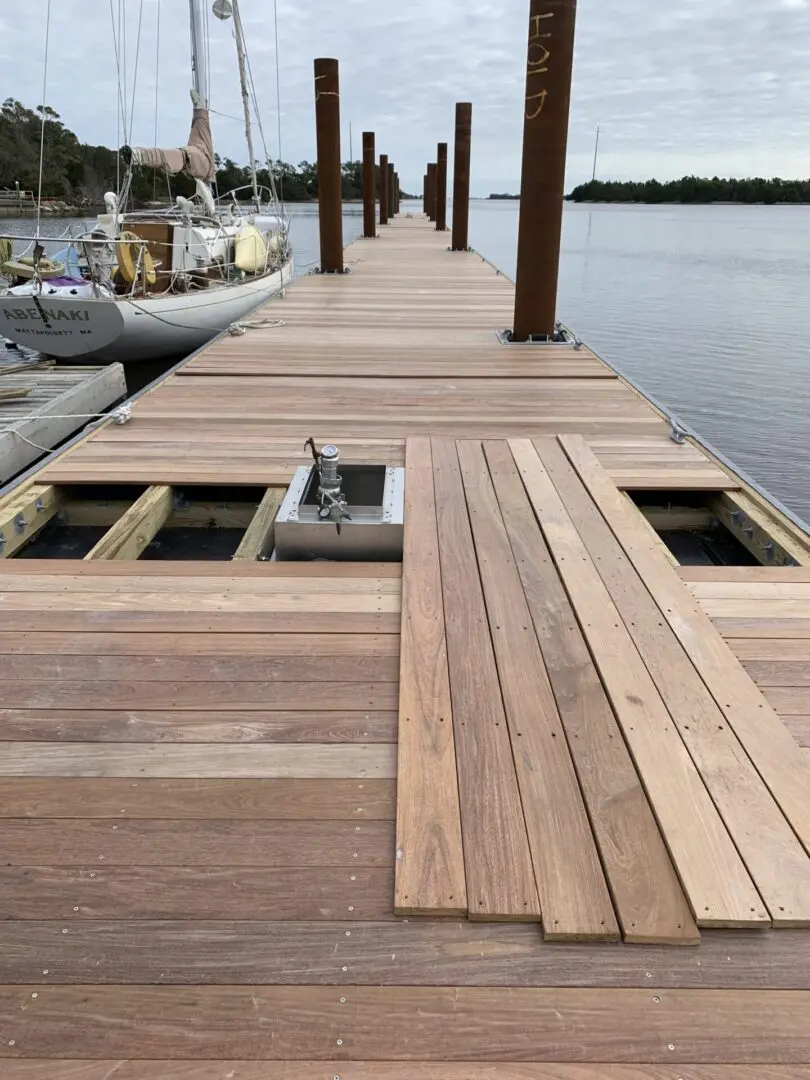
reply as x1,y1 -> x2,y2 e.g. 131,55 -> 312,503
0,356 -> 125,482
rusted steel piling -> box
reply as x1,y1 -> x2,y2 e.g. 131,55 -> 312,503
423,173 -> 428,213
427,163 -> 436,221
435,142 -> 448,231
380,153 -> 389,225
388,163 -> 396,218
513,0 -> 578,340
451,103 -> 472,251
362,131 -> 376,238
313,58 -> 343,273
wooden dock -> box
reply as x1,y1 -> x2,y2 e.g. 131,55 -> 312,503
1,217 -> 810,1074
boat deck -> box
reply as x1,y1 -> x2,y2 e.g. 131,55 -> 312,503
1,217 -> 809,1075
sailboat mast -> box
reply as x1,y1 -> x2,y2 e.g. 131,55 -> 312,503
592,124 -> 600,182
189,0 -> 209,108
232,0 -> 261,211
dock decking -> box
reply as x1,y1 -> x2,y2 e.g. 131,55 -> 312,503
1,217 -> 809,1074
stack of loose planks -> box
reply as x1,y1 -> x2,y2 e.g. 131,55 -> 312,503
395,435 -> 810,944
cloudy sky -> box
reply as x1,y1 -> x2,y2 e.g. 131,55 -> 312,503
2,0 -> 810,195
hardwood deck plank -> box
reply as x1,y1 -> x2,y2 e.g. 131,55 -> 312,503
0,743 -> 396,779
3,1065 -> 809,1080
0,777 -> 395,818
561,434 -> 810,858
509,438 -> 767,928
0,632 -> 399,655
2,921 -> 810,986
0,709 -> 397,743
395,439 -> 466,916
0,681 -> 398,710
0,820 -> 394,866
483,440 -> 698,945
535,437 -> 810,928
431,438 -> 541,921
457,439 -> 617,941
0,654 -> 399,683
0,611 -> 401,633
0,868 -> 395,921
0,985 -> 807,1061
0,561 -> 403,577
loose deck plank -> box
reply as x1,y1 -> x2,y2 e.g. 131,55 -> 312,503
0,985 -> 807,1061
1,820 -> 394,866
509,438 -> 767,927
431,438 -> 541,921
535,438 -> 810,927
561,434 -> 810,857
0,743 -> 396,779
395,439 -> 466,916
456,440 -> 617,941
0,709 -> 397,743
0,777 -> 395,819
483,440 -> 698,945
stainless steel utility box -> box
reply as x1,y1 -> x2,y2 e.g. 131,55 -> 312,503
274,463 -> 405,561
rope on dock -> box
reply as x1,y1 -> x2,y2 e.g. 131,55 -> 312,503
3,402 -> 132,452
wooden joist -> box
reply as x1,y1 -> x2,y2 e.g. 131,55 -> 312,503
0,483 -> 61,558
232,486 -> 286,560
84,485 -> 172,560
395,438 -> 466,916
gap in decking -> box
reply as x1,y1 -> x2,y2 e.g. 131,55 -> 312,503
629,489 -> 761,567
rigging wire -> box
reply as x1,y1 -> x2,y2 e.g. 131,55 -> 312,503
108,0 -> 127,194
272,0 -> 285,210
128,0 -> 146,144
153,0 -> 161,202
35,0 -> 53,239
234,2 -> 281,208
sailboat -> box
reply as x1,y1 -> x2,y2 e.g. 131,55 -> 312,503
0,0 -> 293,364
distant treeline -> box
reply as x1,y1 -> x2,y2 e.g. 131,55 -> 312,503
567,176 -> 810,205
0,99 -> 408,205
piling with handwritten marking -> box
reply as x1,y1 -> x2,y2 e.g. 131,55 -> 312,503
388,163 -> 396,218
362,131 -> 376,238
513,0 -> 578,339
435,142 -> 448,231
451,103 -> 473,250
380,153 -> 389,225
313,58 -> 343,273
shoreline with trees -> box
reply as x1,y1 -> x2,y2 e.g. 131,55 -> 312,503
567,177 -> 810,205
0,99 -> 409,210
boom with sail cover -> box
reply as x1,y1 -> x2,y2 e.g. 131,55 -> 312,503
125,96 -> 215,181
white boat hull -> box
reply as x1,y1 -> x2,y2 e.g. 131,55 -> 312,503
0,258 -> 293,363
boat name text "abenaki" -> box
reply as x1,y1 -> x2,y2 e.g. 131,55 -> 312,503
2,307 -> 91,323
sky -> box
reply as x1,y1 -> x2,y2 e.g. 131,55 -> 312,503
2,0 -> 810,196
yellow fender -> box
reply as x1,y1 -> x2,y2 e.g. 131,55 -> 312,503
118,231 -> 156,285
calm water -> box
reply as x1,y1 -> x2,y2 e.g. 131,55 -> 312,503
3,201 -> 808,523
